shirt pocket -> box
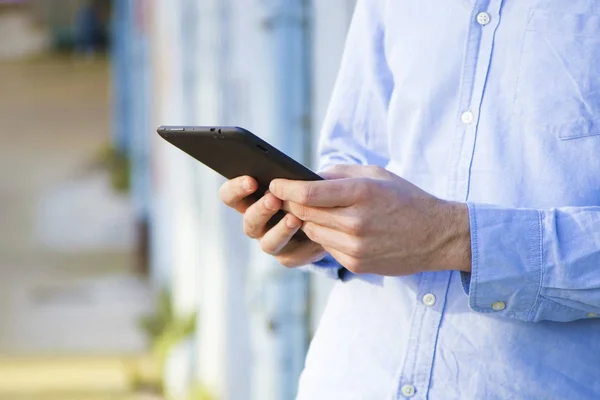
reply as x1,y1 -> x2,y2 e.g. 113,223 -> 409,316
514,11 -> 600,140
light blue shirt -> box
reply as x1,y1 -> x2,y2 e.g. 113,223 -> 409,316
298,0 -> 600,399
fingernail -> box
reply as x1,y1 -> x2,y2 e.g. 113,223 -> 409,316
286,215 -> 299,229
269,181 -> 276,193
243,179 -> 252,191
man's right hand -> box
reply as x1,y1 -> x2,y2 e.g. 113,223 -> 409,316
219,176 -> 327,268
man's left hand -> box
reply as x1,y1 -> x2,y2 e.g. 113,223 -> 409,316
269,165 -> 472,276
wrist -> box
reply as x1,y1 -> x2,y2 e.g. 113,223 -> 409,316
431,201 -> 472,273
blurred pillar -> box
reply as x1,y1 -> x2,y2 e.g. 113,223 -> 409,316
148,0 -> 178,290
130,0 -> 153,276
191,0 -> 314,398
149,0 -> 190,296
149,0 -> 203,354
111,0 -> 153,276
146,0 -> 205,392
238,1 -> 312,399
264,1 -> 311,398
110,0 -> 132,154
192,1 -> 253,398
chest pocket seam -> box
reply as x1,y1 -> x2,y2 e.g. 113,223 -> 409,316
512,10 -> 600,141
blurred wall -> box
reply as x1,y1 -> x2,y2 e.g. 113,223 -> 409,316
0,2 -> 48,60
28,0 -> 84,26
28,0 -> 110,26
112,0 -> 357,399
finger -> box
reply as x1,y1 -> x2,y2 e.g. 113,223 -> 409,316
269,178 -> 361,207
277,240 -> 328,268
285,202 -> 360,233
243,193 -> 282,239
259,214 -> 302,255
219,176 -> 258,213
301,222 -> 361,256
323,246 -> 359,273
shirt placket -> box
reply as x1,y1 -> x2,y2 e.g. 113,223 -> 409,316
448,0 -> 502,202
394,271 -> 451,400
394,1 -> 503,399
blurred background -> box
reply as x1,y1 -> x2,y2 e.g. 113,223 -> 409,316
0,0 -> 355,399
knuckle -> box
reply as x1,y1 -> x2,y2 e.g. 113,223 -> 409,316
367,165 -> 385,175
344,217 -> 367,236
258,199 -> 271,216
344,258 -> 363,274
346,239 -> 366,258
354,180 -> 372,199
242,224 -> 254,238
263,193 -> 280,210
294,205 -> 309,221
259,239 -> 276,255
299,186 -> 315,204
367,165 -> 392,180
302,223 -> 317,241
243,217 -> 259,239
328,164 -> 347,174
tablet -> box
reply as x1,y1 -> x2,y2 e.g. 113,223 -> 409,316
157,126 -> 322,193
157,125 -> 322,234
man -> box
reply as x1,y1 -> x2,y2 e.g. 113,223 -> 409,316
221,0 -> 600,398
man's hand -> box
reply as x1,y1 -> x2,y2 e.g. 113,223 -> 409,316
219,176 -> 327,268
270,165 -> 472,276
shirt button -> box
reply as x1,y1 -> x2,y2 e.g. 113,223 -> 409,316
588,312 -> 598,318
477,12 -> 491,26
423,293 -> 436,307
401,384 -> 416,398
492,301 -> 506,311
461,110 -> 474,124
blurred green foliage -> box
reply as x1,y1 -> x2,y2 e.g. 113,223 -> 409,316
95,143 -> 130,193
138,290 -> 207,399
139,290 -> 197,364
188,385 -> 218,400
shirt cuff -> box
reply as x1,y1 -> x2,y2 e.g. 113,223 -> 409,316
301,254 -> 346,280
461,203 -> 544,321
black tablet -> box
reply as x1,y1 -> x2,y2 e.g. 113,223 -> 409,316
157,126 -> 322,193
157,126 -> 322,233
